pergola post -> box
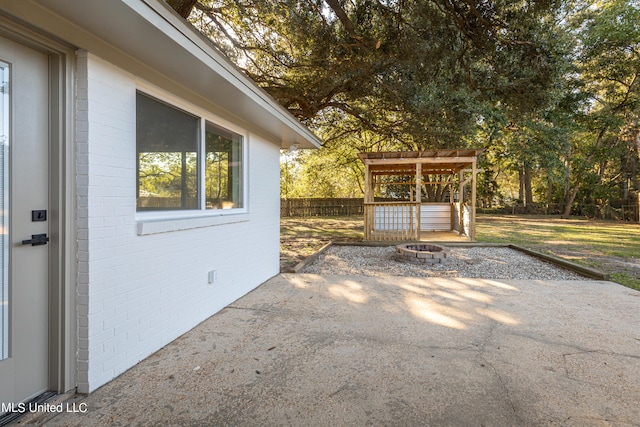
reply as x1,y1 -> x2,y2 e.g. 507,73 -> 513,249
364,163 -> 371,240
415,163 -> 421,240
458,170 -> 464,235
449,172 -> 454,231
471,160 -> 477,241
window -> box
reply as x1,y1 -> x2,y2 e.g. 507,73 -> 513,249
136,92 -> 243,212
205,122 -> 243,209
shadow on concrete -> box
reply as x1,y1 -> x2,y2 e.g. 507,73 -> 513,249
31,274 -> 640,426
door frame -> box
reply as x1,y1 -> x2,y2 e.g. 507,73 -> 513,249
0,13 -> 77,395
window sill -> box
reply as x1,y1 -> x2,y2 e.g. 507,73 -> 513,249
136,211 -> 250,235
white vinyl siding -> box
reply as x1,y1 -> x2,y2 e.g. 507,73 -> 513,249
419,204 -> 451,231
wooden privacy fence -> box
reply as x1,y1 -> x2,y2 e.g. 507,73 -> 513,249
281,198 -> 364,217
283,198 -> 640,222
491,202 -> 640,222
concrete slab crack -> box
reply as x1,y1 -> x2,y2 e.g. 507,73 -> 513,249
563,349 -> 640,361
226,305 -> 279,314
477,320 -> 525,425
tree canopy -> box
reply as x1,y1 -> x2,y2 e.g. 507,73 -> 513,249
183,0 -> 565,145
168,0 -> 640,217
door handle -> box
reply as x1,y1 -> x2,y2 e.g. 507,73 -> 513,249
22,233 -> 49,246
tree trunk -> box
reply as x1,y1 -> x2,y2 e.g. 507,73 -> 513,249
622,178 -> 629,201
524,165 -> 534,213
435,180 -> 445,202
424,175 -> 435,201
629,130 -> 639,194
561,170 -> 584,219
561,184 -> 580,219
518,166 -> 525,204
563,165 -> 572,208
166,0 -> 198,18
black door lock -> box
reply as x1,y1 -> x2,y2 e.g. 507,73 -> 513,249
32,210 -> 47,222
22,234 -> 49,246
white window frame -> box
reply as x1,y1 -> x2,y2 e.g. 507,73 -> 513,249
135,83 -> 249,233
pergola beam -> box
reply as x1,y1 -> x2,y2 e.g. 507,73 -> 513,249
371,170 -> 458,176
359,149 -> 480,160
370,180 -> 455,186
362,156 -> 477,166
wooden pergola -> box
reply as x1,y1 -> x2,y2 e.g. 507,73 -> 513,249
359,149 -> 483,241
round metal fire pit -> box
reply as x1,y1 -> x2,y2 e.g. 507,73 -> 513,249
394,243 -> 450,264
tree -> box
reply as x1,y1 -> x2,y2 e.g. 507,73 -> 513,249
560,0 -> 640,218
167,0 -> 640,216
172,0 -> 563,149
280,125 -> 399,198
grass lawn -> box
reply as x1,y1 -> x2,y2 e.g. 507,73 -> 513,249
280,216 -> 363,272
280,214 -> 640,290
477,215 -> 640,290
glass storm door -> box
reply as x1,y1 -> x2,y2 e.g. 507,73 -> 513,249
0,36 -> 50,408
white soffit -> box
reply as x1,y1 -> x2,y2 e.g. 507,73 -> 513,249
16,0 -> 321,148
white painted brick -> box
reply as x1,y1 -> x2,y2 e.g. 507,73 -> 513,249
76,53 -> 283,393
77,350 -> 89,362
76,294 -> 89,307
78,327 -> 89,340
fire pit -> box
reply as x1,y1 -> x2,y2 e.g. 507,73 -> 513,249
394,243 -> 450,264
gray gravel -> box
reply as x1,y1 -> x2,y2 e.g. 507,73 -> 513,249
301,245 -> 589,280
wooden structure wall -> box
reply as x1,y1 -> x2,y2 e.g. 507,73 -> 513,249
358,150 -> 483,241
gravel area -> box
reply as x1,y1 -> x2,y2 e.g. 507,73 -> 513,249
301,245 -> 589,280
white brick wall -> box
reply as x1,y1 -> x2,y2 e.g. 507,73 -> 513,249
76,53 -> 281,393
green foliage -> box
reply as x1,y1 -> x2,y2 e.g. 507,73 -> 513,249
169,0 -> 640,208
465,0 -> 640,211
558,0 -> 640,209
190,0 -> 562,148
281,146 -> 364,198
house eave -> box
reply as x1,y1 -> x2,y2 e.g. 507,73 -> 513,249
3,0 -> 321,149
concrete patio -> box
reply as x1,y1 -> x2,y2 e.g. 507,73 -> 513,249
13,273 -> 640,426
